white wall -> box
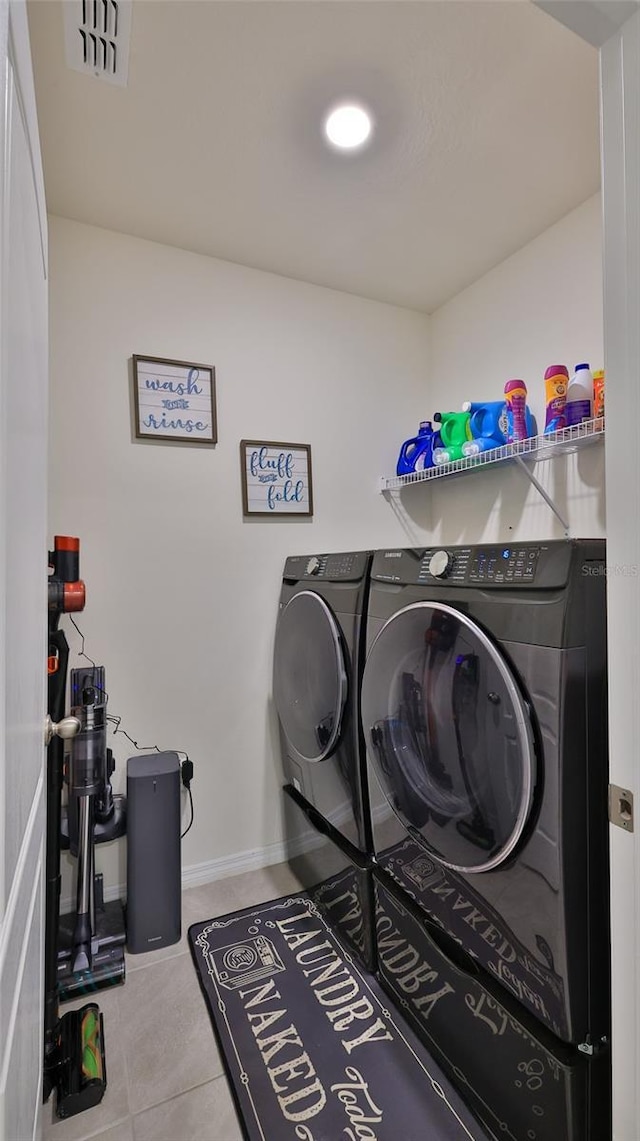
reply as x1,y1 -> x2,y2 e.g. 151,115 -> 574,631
50,195 -> 605,898
427,193 -> 605,544
48,216 -> 432,896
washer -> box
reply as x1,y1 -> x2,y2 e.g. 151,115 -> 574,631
361,541 -> 609,1052
274,550 -> 373,853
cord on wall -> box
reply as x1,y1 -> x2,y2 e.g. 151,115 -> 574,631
68,615 -> 195,839
180,755 -> 194,839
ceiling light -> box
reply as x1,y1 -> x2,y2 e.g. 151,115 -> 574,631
323,103 -> 373,151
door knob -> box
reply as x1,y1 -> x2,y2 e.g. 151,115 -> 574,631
44,714 -> 81,747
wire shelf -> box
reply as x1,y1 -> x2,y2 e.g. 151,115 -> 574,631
379,417 -> 605,493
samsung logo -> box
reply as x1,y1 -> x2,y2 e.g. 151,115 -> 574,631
384,552 -> 402,558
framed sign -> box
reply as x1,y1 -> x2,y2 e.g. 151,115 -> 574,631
240,440 -> 313,517
132,355 -> 217,444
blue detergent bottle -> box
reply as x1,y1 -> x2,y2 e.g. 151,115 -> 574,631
463,401 -> 507,447
460,399 -> 537,457
396,421 -> 437,475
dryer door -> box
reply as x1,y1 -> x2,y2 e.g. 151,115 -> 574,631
274,590 -> 348,762
362,601 -> 536,873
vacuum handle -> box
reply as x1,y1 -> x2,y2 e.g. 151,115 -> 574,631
44,715 -> 81,747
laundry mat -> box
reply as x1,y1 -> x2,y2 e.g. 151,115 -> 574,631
189,893 -> 489,1141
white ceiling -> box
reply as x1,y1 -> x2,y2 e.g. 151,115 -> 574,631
27,1 -> 601,313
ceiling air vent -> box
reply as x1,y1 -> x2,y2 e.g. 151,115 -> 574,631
63,0 -> 132,87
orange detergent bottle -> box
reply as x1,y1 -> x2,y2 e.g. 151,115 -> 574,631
593,369 -> 605,420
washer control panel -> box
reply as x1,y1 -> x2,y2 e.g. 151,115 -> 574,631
418,548 -> 472,584
371,542 -> 583,589
469,546 -> 540,584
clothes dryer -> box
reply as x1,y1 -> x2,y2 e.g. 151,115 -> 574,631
274,550 -> 372,853
361,541 -> 609,1053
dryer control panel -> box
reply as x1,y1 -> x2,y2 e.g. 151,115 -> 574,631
283,551 -> 370,583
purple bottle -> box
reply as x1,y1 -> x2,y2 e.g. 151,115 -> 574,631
544,365 -> 569,434
504,379 -> 528,443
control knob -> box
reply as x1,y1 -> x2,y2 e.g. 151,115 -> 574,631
429,549 -> 453,579
306,556 -> 321,576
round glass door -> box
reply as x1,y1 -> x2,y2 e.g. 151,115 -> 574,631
362,602 -> 535,872
273,591 -> 348,762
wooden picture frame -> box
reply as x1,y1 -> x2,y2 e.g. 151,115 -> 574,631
132,354 -> 217,444
240,440 -> 313,517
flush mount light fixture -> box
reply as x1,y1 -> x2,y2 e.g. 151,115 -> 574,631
323,102 -> 373,151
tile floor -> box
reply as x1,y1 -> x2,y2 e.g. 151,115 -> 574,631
43,861 -> 304,1141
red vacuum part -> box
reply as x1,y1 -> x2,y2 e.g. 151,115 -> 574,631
63,581 -> 86,612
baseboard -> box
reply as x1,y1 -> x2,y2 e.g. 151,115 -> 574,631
181,836 -> 291,890
61,835 -> 295,913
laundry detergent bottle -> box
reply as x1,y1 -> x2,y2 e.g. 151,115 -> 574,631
396,421 -> 437,475
504,379 -> 528,442
432,410 -> 472,464
543,365 -> 569,434
566,363 -> 593,426
593,369 -> 605,419
462,401 -> 507,452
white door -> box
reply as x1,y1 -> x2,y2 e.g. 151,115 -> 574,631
0,1 -> 49,1138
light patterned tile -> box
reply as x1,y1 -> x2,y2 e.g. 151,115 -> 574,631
121,950 -> 224,1114
183,860 -> 304,932
76,1121 -> 134,1141
132,1077 -> 243,1141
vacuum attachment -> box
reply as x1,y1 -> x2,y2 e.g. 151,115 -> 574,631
48,536 -> 86,620
55,1003 -> 107,1119
57,947 -> 126,1003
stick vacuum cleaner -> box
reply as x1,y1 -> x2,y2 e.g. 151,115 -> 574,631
43,537 -> 108,1119
57,662 -> 127,999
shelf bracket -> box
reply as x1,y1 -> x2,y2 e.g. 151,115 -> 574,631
513,454 -> 570,538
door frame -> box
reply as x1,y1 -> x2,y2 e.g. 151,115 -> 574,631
537,4 -> 640,1138
0,1 -> 49,1138
600,11 -> 640,1139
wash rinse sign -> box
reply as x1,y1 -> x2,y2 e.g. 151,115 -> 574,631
132,355 -> 217,444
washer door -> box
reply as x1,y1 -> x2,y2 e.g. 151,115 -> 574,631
362,602 -> 536,873
273,591 -> 348,763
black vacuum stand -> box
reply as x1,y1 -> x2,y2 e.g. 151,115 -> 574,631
43,537 -> 107,1118
57,665 -> 127,999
